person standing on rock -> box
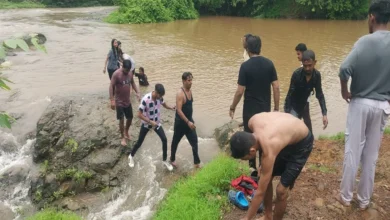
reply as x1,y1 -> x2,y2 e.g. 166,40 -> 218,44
229,35 -> 280,177
109,59 -> 141,146
229,112 -> 314,220
128,83 -> 176,171
284,50 -> 328,131
103,39 -> 120,80
336,0 -> 390,211
169,72 -> 201,169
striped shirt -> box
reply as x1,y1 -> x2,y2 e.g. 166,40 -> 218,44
139,92 -> 165,128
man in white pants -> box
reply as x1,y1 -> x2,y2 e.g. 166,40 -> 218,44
337,0 -> 390,211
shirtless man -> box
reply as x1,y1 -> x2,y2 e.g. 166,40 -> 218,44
230,112 -> 314,220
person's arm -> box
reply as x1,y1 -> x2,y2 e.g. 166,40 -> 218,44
242,151 -> 276,220
104,50 -> 112,73
315,72 -> 328,129
162,97 -> 175,110
315,72 -> 327,116
109,73 -> 116,109
339,40 -> 359,103
230,64 -> 246,118
272,80 -> 280,111
284,72 -> 297,113
130,73 -> 141,101
230,85 -> 245,111
270,64 -> 280,111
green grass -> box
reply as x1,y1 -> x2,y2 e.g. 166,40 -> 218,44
153,154 -> 249,220
0,1 -> 45,9
318,132 -> 345,141
26,208 -> 82,220
308,164 -> 336,173
318,127 -> 390,142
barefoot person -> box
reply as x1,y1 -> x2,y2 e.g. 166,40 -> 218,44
284,50 -> 328,130
170,72 -> 201,169
109,60 -> 141,146
230,112 -> 314,220
128,84 -> 176,171
336,0 -> 390,210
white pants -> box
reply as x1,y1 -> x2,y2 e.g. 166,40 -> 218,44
340,98 -> 389,207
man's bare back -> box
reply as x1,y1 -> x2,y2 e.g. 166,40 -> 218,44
248,112 -> 309,155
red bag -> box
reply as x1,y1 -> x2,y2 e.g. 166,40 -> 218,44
231,175 -> 258,196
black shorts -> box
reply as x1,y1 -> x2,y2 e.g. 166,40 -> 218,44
108,68 -> 117,80
116,105 -> 133,120
272,131 -> 313,189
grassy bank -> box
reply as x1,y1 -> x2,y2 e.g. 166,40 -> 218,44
153,154 -> 248,220
26,208 -> 82,220
0,1 -> 45,9
318,127 -> 390,141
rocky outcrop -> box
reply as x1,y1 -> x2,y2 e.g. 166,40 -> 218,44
0,202 -> 15,220
214,120 -> 243,153
30,94 -> 174,208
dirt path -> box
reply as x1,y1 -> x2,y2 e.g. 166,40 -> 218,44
223,135 -> 390,220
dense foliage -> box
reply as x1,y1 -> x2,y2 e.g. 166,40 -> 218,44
106,0 -> 198,24
109,0 -> 369,24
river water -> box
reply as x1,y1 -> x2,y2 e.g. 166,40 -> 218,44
0,6 -> 389,220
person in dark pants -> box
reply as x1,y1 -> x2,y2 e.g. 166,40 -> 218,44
229,35 -> 280,177
103,39 -> 120,80
128,84 -> 176,171
170,72 -> 200,168
109,60 -> 141,147
295,43 -> 313,134
284,50 -> 328,131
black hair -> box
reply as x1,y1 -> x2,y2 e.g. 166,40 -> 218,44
182,72 -> 193,80
139,67 -> 144,72
111,39 -> 118,59
230,131 -> 256,159
155,83 -> 165,96
244,33 -> 252,40
369,0 -> 390,24
295,43 -> 307,52
123,59 -> 132,69
246,35 -> 261,55
302,50 -> 316,62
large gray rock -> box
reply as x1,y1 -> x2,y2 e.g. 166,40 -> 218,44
0,202 -> 15,220
30,94 -> 174,208
214,120 -> 241,149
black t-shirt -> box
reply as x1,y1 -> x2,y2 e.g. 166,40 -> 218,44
134,73 -> 149,86
238,56 -> 278,117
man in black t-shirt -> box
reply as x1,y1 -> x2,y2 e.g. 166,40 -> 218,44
229,35 -> 280,175
134,67 -> 149,86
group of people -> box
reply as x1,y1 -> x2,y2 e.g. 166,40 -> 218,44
230,1 -> 390,220
105,41 -> 201,171
103,1 -> 389,219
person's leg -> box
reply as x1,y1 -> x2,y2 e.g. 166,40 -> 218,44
170,123 -> 186,164
116,107 -> 126,146
124,105 -> 133,140
130,126 -> 149,157
154,126 -> 168,161
340,101 -> 369,205
185,128 -> 201,166
302,102 -> 313,134
263,178 -> 274,220
273,183 -> 289,220
357,106 -> 388,209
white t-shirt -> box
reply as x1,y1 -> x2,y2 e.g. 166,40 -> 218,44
123,54 -> 135,72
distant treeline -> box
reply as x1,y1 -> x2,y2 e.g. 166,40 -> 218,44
107,0 -> 370,24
